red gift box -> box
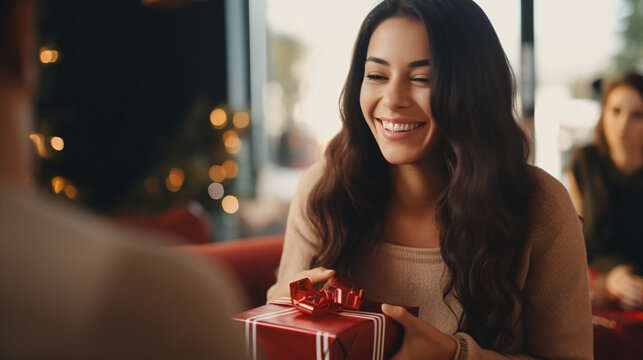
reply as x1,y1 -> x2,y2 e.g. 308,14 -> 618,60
233,299 -> 418,360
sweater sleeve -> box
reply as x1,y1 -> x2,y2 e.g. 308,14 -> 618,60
266,162 -> 325,301
453,175 -> 594,359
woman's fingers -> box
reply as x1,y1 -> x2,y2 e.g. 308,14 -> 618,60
619,276 -> 643,309
301,267 -> 335,284
619,293 -> 643,309
608,266 -> 643,300
270,267 -> 336,301
381,303 -> 418,330
382,303 -> 457,360
606,265 -> 643,309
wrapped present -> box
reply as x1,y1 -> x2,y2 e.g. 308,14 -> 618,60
233,277 -> 418,360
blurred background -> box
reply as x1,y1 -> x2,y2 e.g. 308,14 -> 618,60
32,0 -> 643,243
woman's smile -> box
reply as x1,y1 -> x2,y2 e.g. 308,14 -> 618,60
376,117 -> 427,140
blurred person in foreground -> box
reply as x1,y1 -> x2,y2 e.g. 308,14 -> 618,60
568,73 -> 643,310
0,0 -> 245,358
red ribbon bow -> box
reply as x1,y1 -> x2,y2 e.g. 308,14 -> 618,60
290,276 -> 364,316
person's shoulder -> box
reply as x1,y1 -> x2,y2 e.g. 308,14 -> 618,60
0,185 -> 246,358
528,166 -> 574,210
300,160 -> 326,187
292,160 -> 326,201
88,242 -> 247,358
0,184 -> 179,267
0,184 -> 242,309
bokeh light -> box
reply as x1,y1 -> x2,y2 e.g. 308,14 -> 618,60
226,141 -> 242,154
222,195 -> 239,214
64,184 -> 78,200
166,167 -> 185,192
208,165 -> 226,182
232,111 -> 250,129
50,136 -> 64,151
39,47 -> 60,64
51,176 -> 66,194
208,182 -> 224,200
223,130 -> 241,154
222,160 -> 238,179
210,108 -> 227,129
29,134 -> 47,157
222,130 -> 238,143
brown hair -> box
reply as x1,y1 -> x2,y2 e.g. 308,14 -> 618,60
306,0 -> 533,351
595,72 -> 643,153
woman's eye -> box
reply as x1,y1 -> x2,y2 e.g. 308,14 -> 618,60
612,108 -> 621,115
366,74 -> 387,81
412,77 -> 429,84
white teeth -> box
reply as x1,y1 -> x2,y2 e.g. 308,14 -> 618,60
381,120 -> 422,132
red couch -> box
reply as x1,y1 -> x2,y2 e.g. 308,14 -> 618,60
183,236 -> 642,359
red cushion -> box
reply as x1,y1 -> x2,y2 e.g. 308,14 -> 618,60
182,236 -> 284,308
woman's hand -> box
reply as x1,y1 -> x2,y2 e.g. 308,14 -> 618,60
382,304 -> 456,360
268,267 -> 335,302
606,265 -> 643,309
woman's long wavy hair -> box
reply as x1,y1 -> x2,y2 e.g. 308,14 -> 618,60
307,0 -> 533,350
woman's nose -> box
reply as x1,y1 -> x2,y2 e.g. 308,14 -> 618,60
619,112 -> 634,131
382,80 -> 412,109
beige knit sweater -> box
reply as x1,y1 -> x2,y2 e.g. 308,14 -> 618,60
268,162 -> 594,359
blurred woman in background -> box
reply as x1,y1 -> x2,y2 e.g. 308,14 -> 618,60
568,72 -> 643,309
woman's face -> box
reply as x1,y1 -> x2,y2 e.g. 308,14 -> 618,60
360,16 -> 440,166
602,85 -> 643,156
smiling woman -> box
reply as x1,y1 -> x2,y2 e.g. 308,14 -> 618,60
360,17 -> 438,166
267,0 -> 593,359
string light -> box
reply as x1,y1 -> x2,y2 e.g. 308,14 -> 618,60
208,182 -> 224,200
50,136 -> 64,151
222,195 -> 239,214
233,111 -> 250,129
222,160 -> 238,179
210,108 -> 227,129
